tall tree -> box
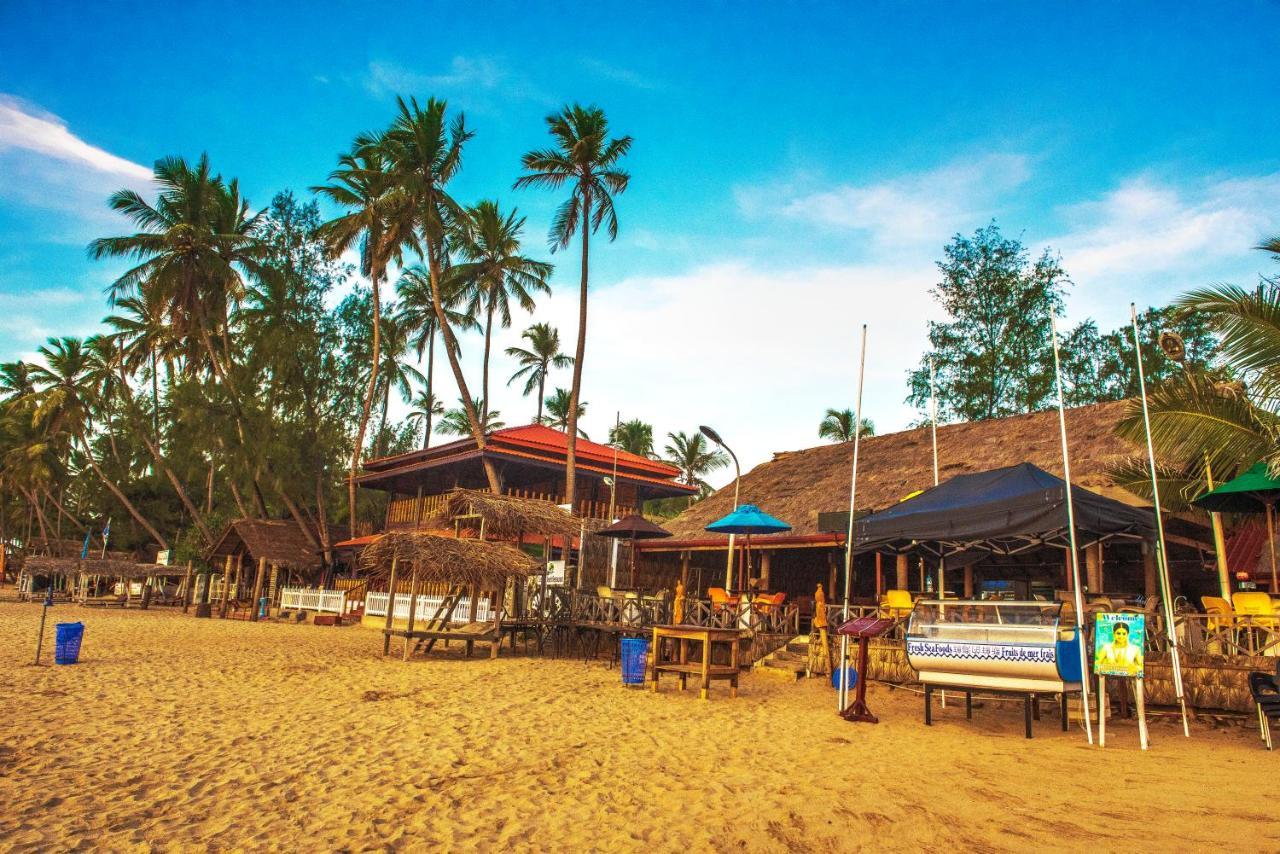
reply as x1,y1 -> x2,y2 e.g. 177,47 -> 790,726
313,141 -> 404,525
608,418 -> 654,456
541,387 -> 588,437
406,390 -> 444,450
396,264 -> 476,448
663,430 -> 729,498
436,398 -> 505,437
452,200 -> 552,424
505,322 -> 573,422
907,223 -> 1069,422
372,313 -> 425,456
515,104 -> 632,508
817,408 -> 875,443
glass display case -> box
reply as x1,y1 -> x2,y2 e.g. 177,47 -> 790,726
906,600 -> 1083,693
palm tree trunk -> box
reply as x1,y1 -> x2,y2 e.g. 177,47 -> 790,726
74,427 -> 169,550
376,375 -> 391,457
42,487 -> 86,533
17,485 -> 51,544
536,367 -> 546,423
423,332 -> 436,450
150,348 -> 160,444
227,477 -> 250,519
349,264 -> 384,528
425,243 -> 502,493
564,194 -> 592,509
482,300 -> 495,425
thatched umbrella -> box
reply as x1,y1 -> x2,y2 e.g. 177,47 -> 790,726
596,515 -> 672,587
360,530 -> 540,587
431,488 -> 583,540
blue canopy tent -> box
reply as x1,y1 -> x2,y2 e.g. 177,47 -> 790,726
706,504 -> 791,594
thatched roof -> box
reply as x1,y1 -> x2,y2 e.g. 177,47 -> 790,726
663,401 -> 1143,542
22,556 -> 181,578
205,519 -> 345,571
21,555 -> 80,576
359,530 -> 540,587
430,488 -> 585,539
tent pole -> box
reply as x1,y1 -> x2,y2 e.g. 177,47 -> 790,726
1267,502 -> 1278,593
1130,303 -> 1191,737
1204,458 -> 1232,599
930,357 -> 944,598
839,324 -> 867,713
1051,317 -> 1094,745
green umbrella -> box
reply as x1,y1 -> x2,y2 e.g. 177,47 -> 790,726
1193,462 -> 1280,591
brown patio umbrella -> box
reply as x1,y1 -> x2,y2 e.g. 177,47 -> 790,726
597,514 -> 673,587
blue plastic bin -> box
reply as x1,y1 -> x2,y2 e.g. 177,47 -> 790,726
620,637 -> 649,685
831,666 -> 858,692
54,622 -> 84,665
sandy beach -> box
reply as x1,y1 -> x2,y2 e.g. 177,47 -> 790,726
0,603 -> 1275,853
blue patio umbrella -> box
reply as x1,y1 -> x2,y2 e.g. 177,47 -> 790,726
705,505 -> 791,593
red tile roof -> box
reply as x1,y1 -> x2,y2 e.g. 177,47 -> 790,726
487,423 -> 681,478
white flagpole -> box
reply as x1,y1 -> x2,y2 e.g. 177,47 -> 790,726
1130,303 -> 1191,737
838,324 -> 868,713
929,358 -> 943,596
1051,317 -> 1094,745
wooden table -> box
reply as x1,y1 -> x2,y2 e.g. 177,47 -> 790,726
650,625 -> 741,699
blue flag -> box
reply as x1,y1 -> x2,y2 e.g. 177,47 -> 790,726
80,532 -> 90,559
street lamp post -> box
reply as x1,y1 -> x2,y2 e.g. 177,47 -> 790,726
700,425 -> 741,592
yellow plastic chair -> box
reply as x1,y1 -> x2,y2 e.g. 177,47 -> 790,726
596,585 -> 613,599
881,589 -> 914,618
1234,592 -> 1279,654
708,587 -> 739,613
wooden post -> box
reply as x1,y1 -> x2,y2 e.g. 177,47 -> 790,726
268,564 -> 280,605
382,557 -> 399,656
466,583 -> 480,657
918,557 -> 925,594
896,554 -> 909,590
963,565 -> 974,599
1142,541 -> 1158,600
181,561 -> 193,613
1086,543 -> 1101,593
1098,674 -> 1107,748
403,567 -> 420,661
250,557 -> 267,622
1135,678 -> 1150,750
827,552 -> 838,601
760,551 -> 772,591
875,553 -> 883,599
219,554 -> 233,617
679,550 -> 690,593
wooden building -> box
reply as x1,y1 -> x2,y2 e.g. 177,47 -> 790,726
355,424 -> 698,531
637,401 -> 1218,602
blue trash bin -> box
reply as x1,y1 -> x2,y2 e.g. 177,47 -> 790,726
831,666 -> 858,692
55,622 -> 84,665
620,637 -> 649,685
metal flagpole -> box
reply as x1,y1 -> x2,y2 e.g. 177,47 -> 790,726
1130,303 -> 1191,737
929,357 -> 943,596
839,324 -> 868,713
99,517 -> 111,559
607,412 -> 621,588
1051,317 -> 1094,745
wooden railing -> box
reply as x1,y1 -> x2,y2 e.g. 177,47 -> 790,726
512,589 -> 799,635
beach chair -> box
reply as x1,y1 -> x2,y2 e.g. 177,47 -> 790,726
1248,660 -> 1280,749
752,592 -> 786,614
708,587 -> 739,613
880,589 -> 914,619
1234,592 -> 1280,655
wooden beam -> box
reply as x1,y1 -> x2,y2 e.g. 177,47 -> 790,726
896,554 -> 909,590
250,557 -> 268,622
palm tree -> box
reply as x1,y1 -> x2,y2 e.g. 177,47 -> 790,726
396,264 -> 477,448
381,96 -> 503,492
103,289 -> 179,441
406,390 -> 444,450
436,398 -> 505,437
609,418 -> 654,457
515,104 -> 632,507
663,431 -> 729,497
313,139 -> 410,523
452,200 -> 552,424
818,408 -> 876,443
506,322 -> 573,422
24,337 -> 168,548
372,313 -> 425,456
541,387 -> 588,437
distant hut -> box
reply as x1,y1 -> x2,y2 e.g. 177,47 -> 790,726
203,519 -> 346,616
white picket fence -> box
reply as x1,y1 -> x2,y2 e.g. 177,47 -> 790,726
364,591 -> 493,624
280,586 -> 348,615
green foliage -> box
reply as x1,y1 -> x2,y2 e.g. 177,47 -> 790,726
608,418 -> 654,456
817,409 -> 875,443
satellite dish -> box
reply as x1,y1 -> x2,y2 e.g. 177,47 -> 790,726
1158,330 -> 1186,363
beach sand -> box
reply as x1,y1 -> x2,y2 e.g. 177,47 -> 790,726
0,602 -> 1275,853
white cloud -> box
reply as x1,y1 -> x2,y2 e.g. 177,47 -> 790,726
363,57 -> 551,106
580,58 -> 659,90
0,95 -> 149,180
738,153 -> 1032,251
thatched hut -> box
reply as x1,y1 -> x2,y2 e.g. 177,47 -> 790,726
361,530 -> 540,660
203,519 -> 347,616
638,401 -> 1215,604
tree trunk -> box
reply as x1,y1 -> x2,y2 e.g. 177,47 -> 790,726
564,193 -> 592,508
349,263 -> 384,528
18,485 -> 51,544
206,461 -> 214,514
536,367 -> 545,423
150,348 -> 160,444
315,465 -> 334,572
376,374 -> 391,457
75,428 -> 168,550
228,477 -> 250,519
482,299 -> 495,425
42,488 -> 86,533
423,332 -> 436,449
424,241 -> 501,493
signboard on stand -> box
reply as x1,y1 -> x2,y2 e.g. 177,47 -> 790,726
1093,613 -> 1145,678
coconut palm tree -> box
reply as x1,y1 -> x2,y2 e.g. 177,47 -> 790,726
406,390 -> 444,450
396,264 -> 477,447
436,398 -> 505,437
381,96 -> 503,492
608,418 -> 654,457
103,289 -> 180,441
452,200 -> 552,424
541,387 -> 588,438
372,313 -> 425,456
663,431 -> 729,497
313,140 -> 410,523
515,104 -> 632,507
24,337 -> 168,548
505,322 -> 573,422
818,408 -> 876,443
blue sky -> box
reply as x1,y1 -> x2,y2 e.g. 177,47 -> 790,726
2,2 -> 1278,479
